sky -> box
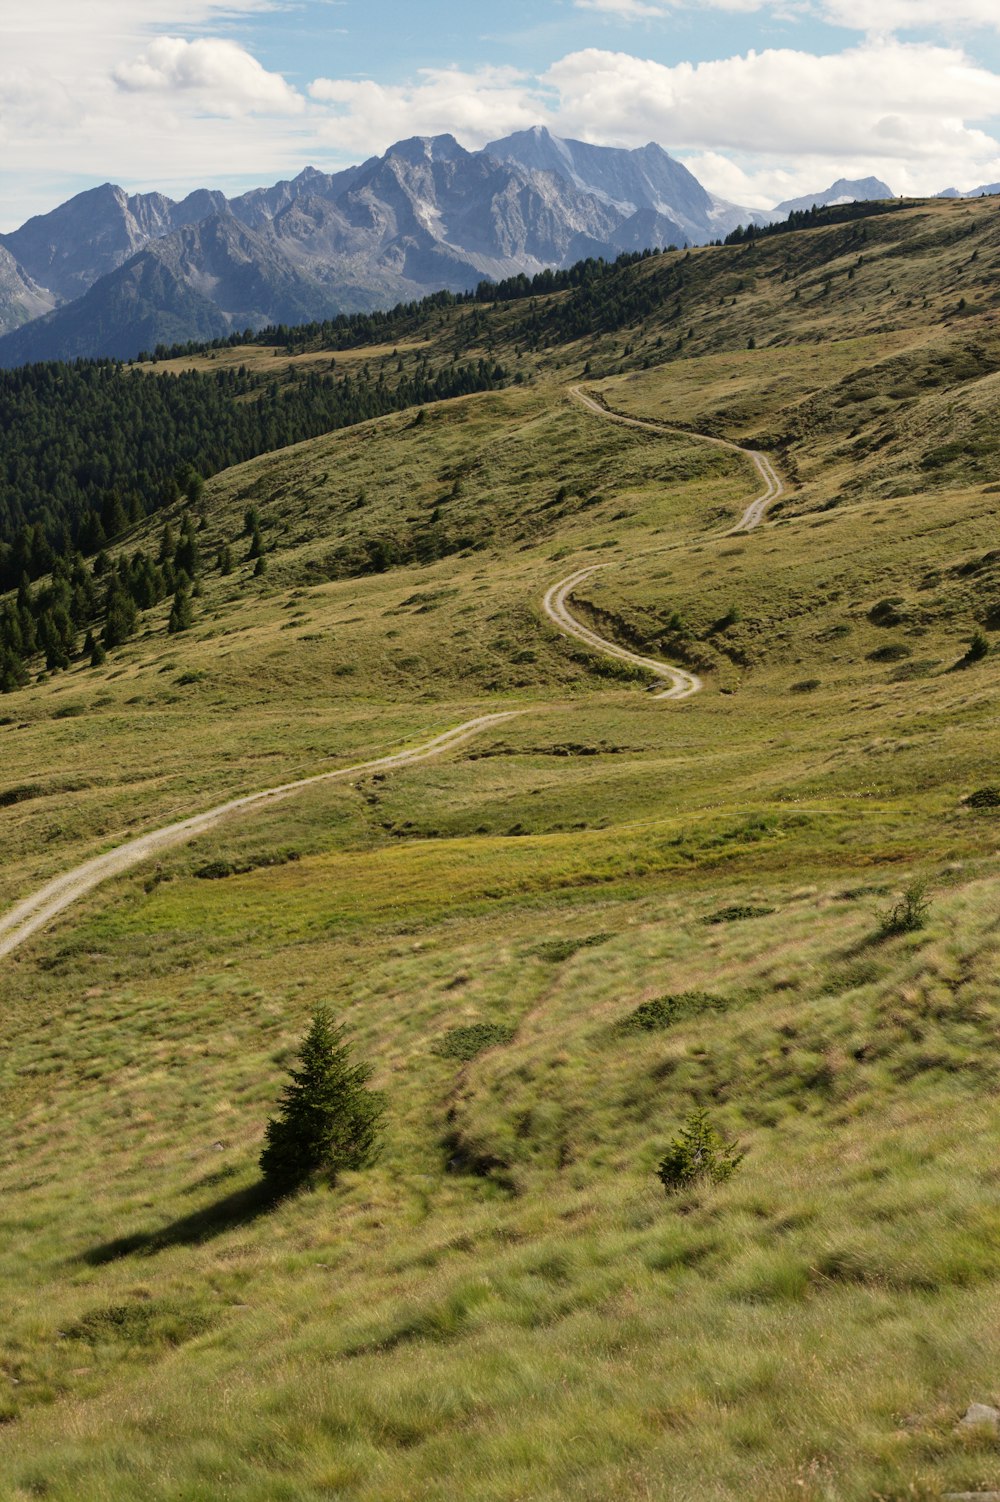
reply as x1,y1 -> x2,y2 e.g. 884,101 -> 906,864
4,0 -> 1000,230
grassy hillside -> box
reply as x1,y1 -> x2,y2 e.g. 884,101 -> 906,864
2,196 -> 1000,1501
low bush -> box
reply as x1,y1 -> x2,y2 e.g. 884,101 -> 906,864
432,1023 -> 515,1061
65,1301 -> 210,1348
534,933 -> 611,963
965,786 -> 1000,809
867,643 -> 911,662
869,597 -> 907,626
876,880 -> 932,939
195,849 -> 301,879
620,992 -> 730,1033
702,904 -> 775,925
889,659 -> 937,681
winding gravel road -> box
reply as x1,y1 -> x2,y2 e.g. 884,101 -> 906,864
543,566 -> 702,701
541,384 -> 783,700
0,383 -> 782,960
0,713 -> 520,961
568,385 -> 783,534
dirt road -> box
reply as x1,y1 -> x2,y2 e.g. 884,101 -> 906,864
539,383 -> 785,701
0,713 -> 520,961
543,565 -> 702,700
0,383 -> 782,960
568,385 -> 783,534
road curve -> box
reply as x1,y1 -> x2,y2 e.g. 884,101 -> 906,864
543,566 -> 702,701
0,385 -> 782,960
568,384 -> 783,534
0,712 -> 520,961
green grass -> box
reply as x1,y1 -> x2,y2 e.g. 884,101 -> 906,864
4,196 -> 1000,1499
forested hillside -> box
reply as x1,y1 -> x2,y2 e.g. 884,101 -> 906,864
0,356 -> 507,578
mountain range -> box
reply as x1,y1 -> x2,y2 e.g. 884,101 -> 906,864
0,128 -> 894,367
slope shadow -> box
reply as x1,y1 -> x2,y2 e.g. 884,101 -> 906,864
80,1179 -> 283,1265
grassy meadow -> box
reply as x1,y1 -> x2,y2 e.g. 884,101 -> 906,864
2,196 -> 1000,1499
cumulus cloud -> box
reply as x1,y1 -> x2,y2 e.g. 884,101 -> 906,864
5,0 -> 1000,233
543,42 -> 1000,160
303,39 -> 1000,205
114,37 -> 303,114
309,66 -> 549,151
820,0 -> 1000,30
0,2 -> 318,227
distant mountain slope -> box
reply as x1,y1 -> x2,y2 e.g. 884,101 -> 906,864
0,135 -> 645,367
774,177 -> 893,216
485,126 -> 770,243
0,136 -> 905,368
0,183 -> 229,304
0,247 -> 55,335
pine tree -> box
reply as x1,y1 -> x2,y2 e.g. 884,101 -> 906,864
83,629 -> 106,667
168,584 -> 193,634
260,1007 -> 384,1190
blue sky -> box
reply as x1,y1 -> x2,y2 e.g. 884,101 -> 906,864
4,1 -> 1000,229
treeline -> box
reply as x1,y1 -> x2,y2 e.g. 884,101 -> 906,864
147,249 -> 670,362
507,255 -> 674,347
0,357 -> 508,591
722,197 -> 909,247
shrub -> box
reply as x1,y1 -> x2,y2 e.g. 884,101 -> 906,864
534,933 -> 611,963
869,597 -> 907,627
702,904 -> 774,925
620,992 -> 729,1033
657,1110 -> 744,1195
957,630 -> 989,667
876,880 -> 932,939
889,659 -> 936,681
867,643 -> 911,662
260,1007 -> 384,1191
965,786 -> 1000,809
432,1023 -> 514,1061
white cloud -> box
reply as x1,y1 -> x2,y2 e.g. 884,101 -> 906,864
573,0 -> 1000,28
4,0 -> 1000,233
543,42 -> 1000,170
309,66 -> 549,151
303,39 -> 1000,205
573,0 -> 671,17
113,37 -> 303,115
0,2 -> 317,228
819,0 -> 1000,31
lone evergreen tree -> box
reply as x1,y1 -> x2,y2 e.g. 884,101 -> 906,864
260,1007 -> 384,1191
168,584 -> 193,634
657,1110 -> 743,1195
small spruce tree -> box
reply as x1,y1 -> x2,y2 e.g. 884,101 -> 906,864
657,1109 -> 743,1195
260,1007 -> 384,1191
168,585 -> 193,634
